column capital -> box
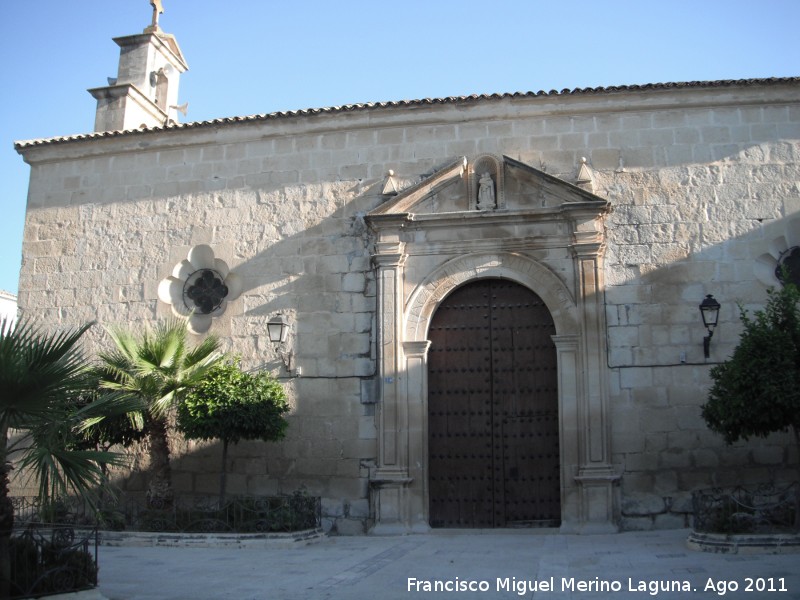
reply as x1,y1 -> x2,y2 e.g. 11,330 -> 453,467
372,240 -> 406,268
373,251 -> 407,269
569,237 -> 605,259
403,340 -> 431,358
551,333 -> 580,350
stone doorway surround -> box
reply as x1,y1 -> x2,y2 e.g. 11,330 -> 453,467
365,155 -> 619,534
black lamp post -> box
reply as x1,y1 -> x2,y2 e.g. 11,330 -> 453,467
699,294 -> 721,359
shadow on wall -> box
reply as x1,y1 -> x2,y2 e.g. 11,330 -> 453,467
598,157 -> 800,528
71,412 -> 373,534
104,179 -> 385,534
12,107 -> 800,531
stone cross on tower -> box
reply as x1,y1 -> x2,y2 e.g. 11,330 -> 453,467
147,0 -> 164,32
89,0 -> 188,131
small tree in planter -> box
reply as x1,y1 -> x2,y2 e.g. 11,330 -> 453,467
176,360 -> 289,507
702,282 -> 800,530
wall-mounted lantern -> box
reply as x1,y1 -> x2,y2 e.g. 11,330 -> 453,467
268,314 -> 298,375
699,294 -> 721,359
267,314 -> 291,344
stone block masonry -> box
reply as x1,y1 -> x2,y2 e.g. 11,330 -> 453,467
14,79 -> 800,532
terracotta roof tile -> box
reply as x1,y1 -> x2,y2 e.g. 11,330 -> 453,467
14,77 -> 800,150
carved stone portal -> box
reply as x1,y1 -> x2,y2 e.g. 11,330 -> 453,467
366,155 -> 618,533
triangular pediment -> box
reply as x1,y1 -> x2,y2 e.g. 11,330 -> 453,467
369,155 -> 607,219
370,157 -> 468,216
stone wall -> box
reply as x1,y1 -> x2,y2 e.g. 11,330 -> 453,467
594,104 -> 800,527
15,81 -> 800,531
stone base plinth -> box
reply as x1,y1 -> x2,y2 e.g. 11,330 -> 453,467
687,531 -> 800,554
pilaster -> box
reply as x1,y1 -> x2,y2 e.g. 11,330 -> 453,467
369,218 -> 411,532
373,246 -> 406,472
569,217 -> 620,532
403,340 -> 432,532
551,334 -> 581,532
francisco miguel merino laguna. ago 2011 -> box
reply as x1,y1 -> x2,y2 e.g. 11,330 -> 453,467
406,576 -> 789,595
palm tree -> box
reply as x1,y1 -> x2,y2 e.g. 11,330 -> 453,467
97,319 -> 221,508
0,317 -> 133,596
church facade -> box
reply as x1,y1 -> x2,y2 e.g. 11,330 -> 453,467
14,16 -> 800,533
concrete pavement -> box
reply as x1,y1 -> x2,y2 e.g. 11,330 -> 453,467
95,529 -> 800,599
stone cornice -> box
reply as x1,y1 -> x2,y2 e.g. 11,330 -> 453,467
403,235 -> 572,257
406,207 -> 577,228
87,83 -> 167,128
113,32 -> 188,72
364,213 -> 411,233
87,83 -> 165,115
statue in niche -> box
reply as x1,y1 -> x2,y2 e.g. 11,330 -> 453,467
477,172 -> 496,210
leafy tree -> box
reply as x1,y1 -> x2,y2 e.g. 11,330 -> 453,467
702,283 -> 800,529
0,318 -> 134,596
176,360 -> 289,506
97,319 -> 222,508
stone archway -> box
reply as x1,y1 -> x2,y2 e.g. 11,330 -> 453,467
405,252 -> 578,341
399,252 -> 584,532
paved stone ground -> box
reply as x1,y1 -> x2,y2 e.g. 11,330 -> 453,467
96,529 -> 800,599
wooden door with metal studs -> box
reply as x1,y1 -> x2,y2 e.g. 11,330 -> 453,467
428,279 -> 560,528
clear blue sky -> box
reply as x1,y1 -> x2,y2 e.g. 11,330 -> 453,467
1,0 -> 799,295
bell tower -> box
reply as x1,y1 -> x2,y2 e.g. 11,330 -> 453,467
88,1 -> 188,132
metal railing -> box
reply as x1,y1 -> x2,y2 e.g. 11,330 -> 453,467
8,523 -> 98,599
692,482 -> 798,534
11,496 -> 97,527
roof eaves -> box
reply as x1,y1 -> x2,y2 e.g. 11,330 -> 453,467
14,77 -> 800,151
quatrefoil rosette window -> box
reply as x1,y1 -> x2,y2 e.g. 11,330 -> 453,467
157,245 -> 243,334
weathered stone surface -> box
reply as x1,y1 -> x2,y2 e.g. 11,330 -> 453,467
12,70 -> 800,535
669,493 -> 694,514
654,513 -> 689,530
331,517 -> 366,536
321,498 -> 344,518
621,494 -> 666,516
620,516 -> 654,531
346,499 -> 370,520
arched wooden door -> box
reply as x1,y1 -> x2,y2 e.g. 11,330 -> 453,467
427,279 -> 560,528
